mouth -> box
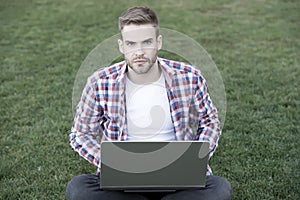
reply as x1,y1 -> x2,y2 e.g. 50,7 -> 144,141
134,59 -> 147,64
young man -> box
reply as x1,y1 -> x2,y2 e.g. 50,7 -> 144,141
67,6 -> 232,200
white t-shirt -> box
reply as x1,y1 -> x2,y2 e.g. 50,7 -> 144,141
125,73 -> 175,141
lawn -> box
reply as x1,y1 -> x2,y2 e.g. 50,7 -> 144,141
0,0 -> 299,199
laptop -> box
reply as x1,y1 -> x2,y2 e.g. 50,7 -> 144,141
100,141 -> 210,192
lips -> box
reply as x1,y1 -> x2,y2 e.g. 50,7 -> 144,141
134,59 -> 147,64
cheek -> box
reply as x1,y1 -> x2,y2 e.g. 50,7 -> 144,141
145,48 -> 158,57
149,50 -> 158,61
124,52 -> 133,60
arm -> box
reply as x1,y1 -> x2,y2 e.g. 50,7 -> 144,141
194,75 -> 221,158
69,77 -> 103,167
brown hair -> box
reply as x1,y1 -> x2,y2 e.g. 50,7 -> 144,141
118,6 -> 159,34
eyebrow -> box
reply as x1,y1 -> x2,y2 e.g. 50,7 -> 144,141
125,38 -> 154,43
143,38 -> 154,42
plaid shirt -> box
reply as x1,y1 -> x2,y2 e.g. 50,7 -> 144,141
70,57 -> 221,175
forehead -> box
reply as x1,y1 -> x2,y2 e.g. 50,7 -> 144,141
121,24 -> 157,41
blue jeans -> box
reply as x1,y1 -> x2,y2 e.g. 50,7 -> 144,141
66,174 -> 232,200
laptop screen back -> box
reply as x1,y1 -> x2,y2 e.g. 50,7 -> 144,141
100,141 -> 209,190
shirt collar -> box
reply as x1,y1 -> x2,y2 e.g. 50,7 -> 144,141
115,61 -> 127,83
157,57 -> 175,88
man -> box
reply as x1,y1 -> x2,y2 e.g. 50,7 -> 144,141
67,6 -> 232,200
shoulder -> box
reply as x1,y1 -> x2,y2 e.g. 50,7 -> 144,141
159,58 -> 202,76
87,61 -> 126,85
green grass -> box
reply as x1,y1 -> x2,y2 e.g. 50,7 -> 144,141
1,0 -> 299,199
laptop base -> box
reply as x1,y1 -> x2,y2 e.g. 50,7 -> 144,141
124,189 -> 176,193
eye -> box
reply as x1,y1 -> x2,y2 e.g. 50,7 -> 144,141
143,40 -> 153,45
126,42 -> 136,47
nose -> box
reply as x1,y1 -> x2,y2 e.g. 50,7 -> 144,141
133,44 -> 145,55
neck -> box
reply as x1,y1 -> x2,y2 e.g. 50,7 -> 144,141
127,61 -> 161,85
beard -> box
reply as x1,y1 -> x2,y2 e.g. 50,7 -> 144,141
126,53 -> 157,74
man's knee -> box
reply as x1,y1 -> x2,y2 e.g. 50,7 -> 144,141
211,176 -> 232,200
66,174 -> 98,200
66,175 -> 83,200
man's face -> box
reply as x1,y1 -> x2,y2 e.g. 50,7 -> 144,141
118,24 -> 162,74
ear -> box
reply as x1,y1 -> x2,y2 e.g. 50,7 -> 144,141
118,39 -> 124,54
157,35 -> 163,51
